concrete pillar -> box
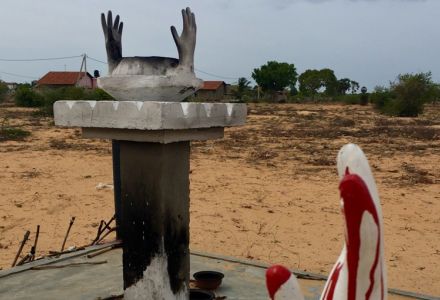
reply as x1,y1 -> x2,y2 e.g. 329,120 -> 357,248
120,141 -> 190,299
53,100 -> 246,300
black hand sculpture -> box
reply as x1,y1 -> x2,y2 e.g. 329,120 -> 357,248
101,11 -> 123,74
101,8 -> 197,76
171,7 -> 197,72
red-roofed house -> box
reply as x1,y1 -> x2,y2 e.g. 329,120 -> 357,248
195,81 -> 227,101
37,71 -> 97,89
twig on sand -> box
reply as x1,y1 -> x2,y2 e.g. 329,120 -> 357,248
12,230 -> 30,267
95,227 -> 117,245
92,220 -> 105,245
92,215 -> 115,245
15,225 -> 42,266
16,253 -> 31,266
61,217 -> 76,252
30,225 -> 40,261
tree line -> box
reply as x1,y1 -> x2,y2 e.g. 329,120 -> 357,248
231,61 -> 362,101
231,60 -> 439,117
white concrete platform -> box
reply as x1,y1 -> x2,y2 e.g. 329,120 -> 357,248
54,101 -> 246,130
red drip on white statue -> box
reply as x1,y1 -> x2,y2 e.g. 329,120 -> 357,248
265,144 -> 387,300
266,265 -> 304,300
321,171 -> 385,300
320,144 -> 387,300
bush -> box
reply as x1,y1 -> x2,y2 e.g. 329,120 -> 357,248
0,81 -> 8,103
371,73 -> 437,117
88,88 -> 114,100
0,118 -> 31,141
15,85 -> 44,107
433,84 -> 440,104
370,86 -> 394,113
42,88 -> 114,116
390,72 -> 437,117
336,94 -> 360,105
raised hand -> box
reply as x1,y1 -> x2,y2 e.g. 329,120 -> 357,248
171,7 -> 197,71
101,11 -> 123,72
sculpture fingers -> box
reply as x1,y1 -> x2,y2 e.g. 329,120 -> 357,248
183,7 -> 196,32
191,12 -> 197,31
118,22 -> 123,35
113,15 -> 120,30
171,26 -> 181,47
182,8 -> 189,30
107,11 -> 113,32
101,13 -> 108,37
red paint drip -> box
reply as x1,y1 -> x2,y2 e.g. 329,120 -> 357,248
381,271 -> 384,299
339,173 -> 382,300
266,265 -> 292,299
322,262 -> 343,300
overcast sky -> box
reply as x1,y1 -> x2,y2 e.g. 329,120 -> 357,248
0,0 -> 438,89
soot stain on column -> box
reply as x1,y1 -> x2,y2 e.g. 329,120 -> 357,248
122,181 -> 164,289
120,141 -> 190,292
164,212 -> 189,294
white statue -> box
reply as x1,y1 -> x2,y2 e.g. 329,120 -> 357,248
266,144 -> 387,300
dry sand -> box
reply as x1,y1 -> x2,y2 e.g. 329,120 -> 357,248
0,103 -> 439,296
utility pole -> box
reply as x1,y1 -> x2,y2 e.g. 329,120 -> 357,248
76,53 -> 87,85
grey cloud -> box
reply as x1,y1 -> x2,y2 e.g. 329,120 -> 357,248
265,0 -> 427,9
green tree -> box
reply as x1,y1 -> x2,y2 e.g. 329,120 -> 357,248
233,77 -> 251,100
298,68 -> 338,96
336,79 -> 359,95
252,61 -> 297,97
319,68 -> 338,96
298,69 -> 322,96
337,78 -> 351,95
350,80 -> 360,94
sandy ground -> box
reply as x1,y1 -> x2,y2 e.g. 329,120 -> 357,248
0,102 -> 439,296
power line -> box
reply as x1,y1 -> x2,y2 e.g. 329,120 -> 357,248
0,53 -> 241,81
194,68 -> 239,80
0,70 -> 37,80
0,55 -> 82,62
86,55 -> 107,65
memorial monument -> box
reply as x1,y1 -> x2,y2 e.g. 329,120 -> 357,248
54,7 -> 246,300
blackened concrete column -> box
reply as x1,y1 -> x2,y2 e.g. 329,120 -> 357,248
53,100 -> 246,299
120,141 -> 190,298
